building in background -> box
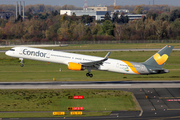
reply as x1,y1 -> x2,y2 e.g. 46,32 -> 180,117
88,6 -> 114,14
123,14 -> 146,20
0,12 -> 14,19
88,6 -> 114,12
60,10 -> 111,21
114,9 -> 129,14
113,10 -> 146,20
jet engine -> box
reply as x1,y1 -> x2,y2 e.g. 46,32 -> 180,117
68,62 -> 85,71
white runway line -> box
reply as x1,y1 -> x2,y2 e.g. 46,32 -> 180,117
61,84 -> 131,86
1,83 -> 180,89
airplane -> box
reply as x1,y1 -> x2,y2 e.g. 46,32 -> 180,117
5,45 -> 174,77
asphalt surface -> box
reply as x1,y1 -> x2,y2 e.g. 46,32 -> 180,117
1,82 -> 180,119
1,81 -> 180,89
131,88 -> 180,119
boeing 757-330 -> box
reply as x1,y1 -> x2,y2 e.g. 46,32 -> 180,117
5,45 -> 174,77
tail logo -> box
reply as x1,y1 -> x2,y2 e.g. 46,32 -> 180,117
153,53 -> 168,65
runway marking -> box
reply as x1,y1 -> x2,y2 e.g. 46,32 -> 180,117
159,97 -> 180,99
61,84 -> 131,86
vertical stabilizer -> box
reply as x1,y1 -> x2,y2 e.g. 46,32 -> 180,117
143,45 -> 174,68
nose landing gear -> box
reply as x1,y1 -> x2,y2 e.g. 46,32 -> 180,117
19,58 -> 24,67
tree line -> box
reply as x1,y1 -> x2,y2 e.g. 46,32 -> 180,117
0,5 -> 180,42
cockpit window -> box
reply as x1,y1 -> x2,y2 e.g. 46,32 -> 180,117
10,49 -> 15,51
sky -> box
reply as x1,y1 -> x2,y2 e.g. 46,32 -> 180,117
0,0 -> 180,7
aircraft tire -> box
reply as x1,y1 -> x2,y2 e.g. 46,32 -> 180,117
89,74 -> 93,78
86,73 -> 90,77
20,64 -> 24,67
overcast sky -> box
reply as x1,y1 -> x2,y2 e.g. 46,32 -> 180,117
0,0 -> 180,6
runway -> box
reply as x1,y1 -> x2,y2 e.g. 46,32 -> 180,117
1,81 -> 180,89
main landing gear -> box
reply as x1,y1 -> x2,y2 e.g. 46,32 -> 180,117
19,58 -> 24,67
86,73 -> 93,78
86,67 -> 93,78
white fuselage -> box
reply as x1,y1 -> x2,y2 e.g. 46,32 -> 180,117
5,47 -> 138,75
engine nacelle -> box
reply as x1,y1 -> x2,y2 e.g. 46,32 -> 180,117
68,62 -> 85,71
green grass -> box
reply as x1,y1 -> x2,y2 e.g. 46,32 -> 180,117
0,89 -> 139,111
1,43 -> 180,51
0,89 -> 139,118
0,50 -> 180,82
38,43 -> 180,50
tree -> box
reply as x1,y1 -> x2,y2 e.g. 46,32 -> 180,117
81,15 -> 93,23
60,14 -> 69,23
119,15 -> 124,23
57,21 -> 71,40
98,20 -> 114,36
170,9 -> 180,21
147,10 -> 159,21
124,15 -> 129,23
72,22 -> 87,40
112,12 -> 119,23
171,18 -> 180,38
134,6 -> 143,14
25,8 -> 33,20
154,20 -> 164,40
114,6 -> 121,10
0,19 -> 8,28
52,10 -> 59,16
13,22 -> 24,38
174,18 -> 180,30
156,12 -> 170,21
114,24 -> 124,40
15,15 -> 23,22
91,23 -> 101,35
104,12 -> 111,21
0,8 -> 4,12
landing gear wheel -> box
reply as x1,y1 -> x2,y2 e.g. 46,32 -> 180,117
89,74 -> 93,78
86,73 -> 93,78
20,64 -> 24,67
86,73 -> 90,77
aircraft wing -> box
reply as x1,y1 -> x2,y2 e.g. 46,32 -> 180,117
80,52 -> 111,67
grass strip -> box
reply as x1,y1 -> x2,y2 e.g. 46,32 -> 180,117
0,89 -> 139,118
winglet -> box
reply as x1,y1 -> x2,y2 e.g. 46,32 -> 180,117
104,52 -> 111,60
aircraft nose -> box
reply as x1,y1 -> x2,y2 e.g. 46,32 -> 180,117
5,51 -> 10,56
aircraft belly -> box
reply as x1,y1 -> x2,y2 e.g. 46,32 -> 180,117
129,62 -> 149,75
111,60 -> 150,75
105,60 -> 136,74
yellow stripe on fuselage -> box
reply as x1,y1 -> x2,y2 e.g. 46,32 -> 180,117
121,60 -> 140,75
